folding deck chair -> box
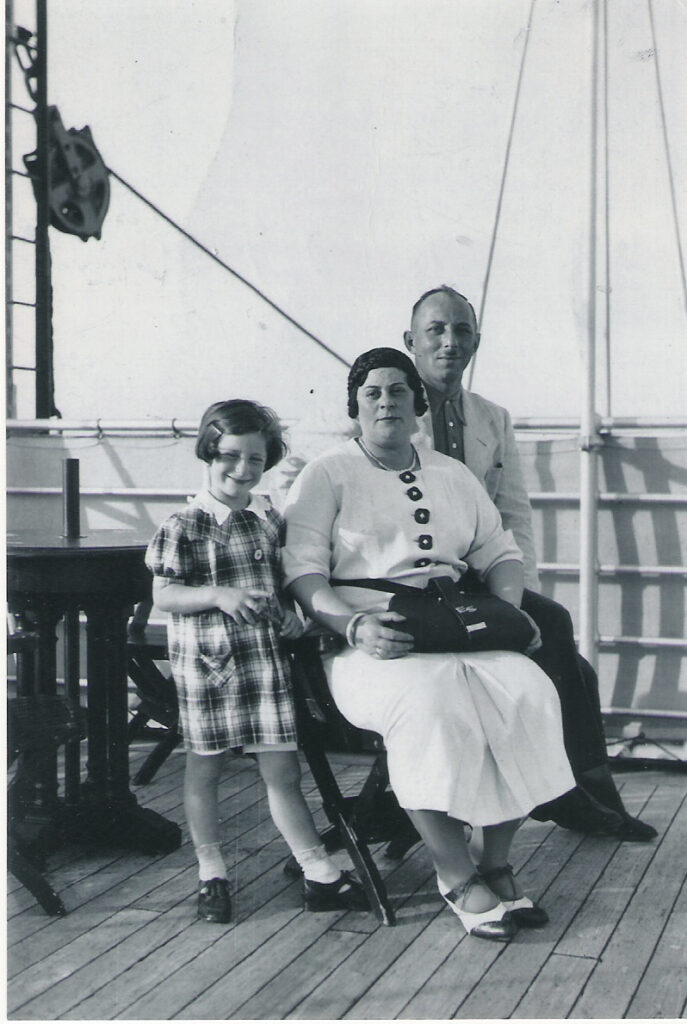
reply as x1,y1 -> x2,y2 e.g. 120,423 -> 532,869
287,633 -> 421,926
125,623 -> 420,926
127,626 -> 182,786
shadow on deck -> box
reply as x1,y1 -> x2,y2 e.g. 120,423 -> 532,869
7,747 -> 687,1020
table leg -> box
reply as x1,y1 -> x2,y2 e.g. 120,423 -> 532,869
80,601 -> 181,854
63,608 -> 82,806
13,605 -> 63,858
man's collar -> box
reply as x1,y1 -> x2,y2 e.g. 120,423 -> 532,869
192,489 -> 271,525
423,380 -> 465,422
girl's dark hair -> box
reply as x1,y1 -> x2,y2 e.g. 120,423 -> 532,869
195,399 -> 287,470
347,347 -> 428,418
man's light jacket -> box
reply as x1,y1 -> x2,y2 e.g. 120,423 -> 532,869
413,388 -> 540,591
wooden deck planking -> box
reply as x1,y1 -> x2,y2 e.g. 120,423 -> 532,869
7,748 -> 687,1021
8,747 -> 310,961
625,874 -> 687,1020
454,782 -> 679,1020
9,755 -> 375,1020
124,842 -> 432,1020
510,953 -> 598,1020
6,749 -> 188,932
10,779 -> 340,1016
511,780 -> 686,1021
552,783 -> 672,962
342,822 -> 559,1021
396,822 -> 592,1020
109,765 -> 377,1020
230,853 -> 443,1021
570,780 -> 687,1019
285,820 -> 581,1020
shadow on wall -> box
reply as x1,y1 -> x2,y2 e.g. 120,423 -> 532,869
7,429 -> 687,718
529,434 -> 686,716
603,438 -> 687,714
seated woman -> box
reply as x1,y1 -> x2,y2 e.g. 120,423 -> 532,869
282,347 -> 576,942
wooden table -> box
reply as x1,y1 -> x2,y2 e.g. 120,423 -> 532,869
7,529 -> 181,855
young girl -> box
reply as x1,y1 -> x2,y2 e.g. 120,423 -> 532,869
146,399 -> 368,923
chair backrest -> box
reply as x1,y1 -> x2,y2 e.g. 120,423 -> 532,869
127,631 -> 178,729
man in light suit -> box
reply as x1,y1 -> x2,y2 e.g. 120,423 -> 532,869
404,285 -> 655,840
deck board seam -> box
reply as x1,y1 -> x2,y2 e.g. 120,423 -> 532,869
47,765 -> 377,1018
623,803 -> 687,1018
568,784 -> 687,1018
8,759 -> 327,950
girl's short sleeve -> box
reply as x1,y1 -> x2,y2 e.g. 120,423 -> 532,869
145,517 -> 193,582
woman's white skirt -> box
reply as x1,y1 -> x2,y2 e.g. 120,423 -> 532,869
328,648 -> 575,827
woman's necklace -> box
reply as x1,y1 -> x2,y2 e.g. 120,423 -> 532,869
356,436 -> 419,473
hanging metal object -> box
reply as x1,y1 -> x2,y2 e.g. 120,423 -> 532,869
12,25 -> 39,101
23,107 -> 110,242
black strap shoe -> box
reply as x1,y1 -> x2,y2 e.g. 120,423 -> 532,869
303,871 -> 370,912
198,877 -> 232,923
479,864 -> 548,928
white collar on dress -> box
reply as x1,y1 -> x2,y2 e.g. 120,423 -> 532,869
191,489 -> 271,525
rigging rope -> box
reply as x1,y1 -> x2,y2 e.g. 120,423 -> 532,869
107,167 -> 351,368
647,0 -> 687,321
467,0 -> 536,390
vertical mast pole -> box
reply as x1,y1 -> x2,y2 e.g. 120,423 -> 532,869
5,0 -> 15,417
34,0 -> 54,418
579,0 -> 604,669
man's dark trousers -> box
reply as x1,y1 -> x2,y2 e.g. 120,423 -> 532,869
459,571 -> 657,836
521,589 -> 608,774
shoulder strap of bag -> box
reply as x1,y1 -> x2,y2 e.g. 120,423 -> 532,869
330,577 -> 420,597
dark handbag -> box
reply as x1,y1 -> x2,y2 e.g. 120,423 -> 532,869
332,576 -> 534,654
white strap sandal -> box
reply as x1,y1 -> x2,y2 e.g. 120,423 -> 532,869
440,873 -> 517,942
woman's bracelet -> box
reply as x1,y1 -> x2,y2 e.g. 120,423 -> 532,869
345,612 -> 368,648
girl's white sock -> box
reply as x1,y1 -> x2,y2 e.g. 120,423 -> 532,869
436,874 -> 453,897
293,843 -> 341,884
195,842 -> 227,881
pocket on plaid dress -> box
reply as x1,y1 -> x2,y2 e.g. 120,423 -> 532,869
199,651 -> 236,689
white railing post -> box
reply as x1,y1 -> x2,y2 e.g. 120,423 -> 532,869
579,0 -> 605,671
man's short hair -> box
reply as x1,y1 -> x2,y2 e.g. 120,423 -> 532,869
411,285 -> 478,330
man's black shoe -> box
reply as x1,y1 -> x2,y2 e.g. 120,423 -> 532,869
613,813 -> 657,841
198,877 -> 232,923
530,786 -> 625,835
577,765 -> 657,841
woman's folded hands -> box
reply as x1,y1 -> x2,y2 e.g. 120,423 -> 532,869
349,611 -> 415,660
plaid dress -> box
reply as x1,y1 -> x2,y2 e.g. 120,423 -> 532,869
145,491 -> 297,753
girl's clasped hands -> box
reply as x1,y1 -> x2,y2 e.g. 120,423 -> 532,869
214,585 -> 303,637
